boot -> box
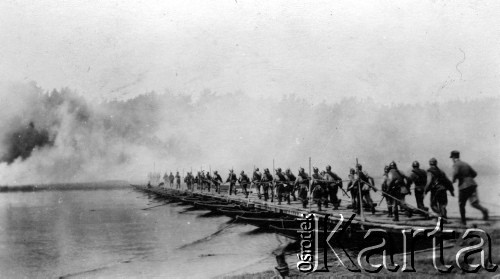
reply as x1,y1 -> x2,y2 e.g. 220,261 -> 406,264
387,207 -> 393,217
483,208 -> 489,221
392,206 -> 399,221
371,204 -> 376,215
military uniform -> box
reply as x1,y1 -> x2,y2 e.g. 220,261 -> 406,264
450,151 -> 488,225
295,169 -> 310,208
226,171 -> 237,195
408,162 -> 428,213
252,169 -> 262,199
387,165 -> 412,221
175,172 -> 181,189
184,172 -> 194,191
381,167 -> 393,217
274,169 -> 288,205
324,167 -> 343,209
205,172 -> 213,192
311,168 -> 325,211
261,169 -> 273,201
168,173 -> 175,188
238,171 -> 251,198
425,160 -> 454,220
285,169 -> 297,201
212,171 -> 223,194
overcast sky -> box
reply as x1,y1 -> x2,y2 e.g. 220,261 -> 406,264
0,0 -> 499,103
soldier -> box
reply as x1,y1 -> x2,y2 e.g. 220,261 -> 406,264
175,172 -> 181,189
274,168 -> 288,205
184,172 -> 193,191
295,167 -> 310,209
261,168 -> 274,201
381,166 -> 393,217
387,161 -> 412,221
226,169 -> 238,195
199,171 -> 206,192
346,168 -> 358,212
285,168 -> 297,201
324,165 -> 343,210
252,168 -> 263,199
168,172 -> 175,188
212,170 -> 223,194
311,167 -> 325,211
238,170 -> 251,198
407,161 -> 429,214
425,158 -> 454,220
205,171 -> 213,192
163,172 -> 169,187
357,164 -> 377,215
450,151 -> 489,225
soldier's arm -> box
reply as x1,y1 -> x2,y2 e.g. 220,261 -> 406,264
451,164 -> 459,184
470,165 -> 477,178
424,172 -> 433,194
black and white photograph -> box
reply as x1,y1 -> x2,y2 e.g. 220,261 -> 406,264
0,0 -> 499,278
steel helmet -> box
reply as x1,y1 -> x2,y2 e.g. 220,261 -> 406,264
412,161 -> 419,168
356,164 -> 362,170
326,165 -> 331,171
389,161 -> 397,169
429,158 -> 437,165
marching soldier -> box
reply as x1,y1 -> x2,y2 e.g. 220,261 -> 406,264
205,171 -> 213,192
261,168 -> 274,201
346,168 -> 358,212
238,170 -> 251,198
175,172 -> 181,189
295,167 -> 310,209
285,168 -> 297,201
387,161 -> 412,221
253,168 -> 262,199
184,172 -> 194,191
163,172 -> 169,187
324,165 -> 343,210
274,168 -> 288,205
407,161 -> 429,214
311,167 -> 325,211
356,164 -> 377,215
212,170 -> 223,194
425,158 -> 454,220
226,169 -> 238,195
381,166 -> 393,217
168,172 -> 175,188
199,171 -> 206,192
450,151 -> 489,225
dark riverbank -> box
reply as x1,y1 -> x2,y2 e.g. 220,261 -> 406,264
0,180 -> 129,192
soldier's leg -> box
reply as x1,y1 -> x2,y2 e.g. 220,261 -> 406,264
386,197 -> 393,217
263,184 -> 269,201
277,185 -> 282,204
415,189 -> 425,210
285,187 -> 291,204
270,185 -> 275,202
467,188 -> 488,220
393,199 -> 399,221
322,186 -> 329,208
458,188 -> 469,224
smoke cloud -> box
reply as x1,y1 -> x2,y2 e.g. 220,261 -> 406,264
0,82 -> 498,185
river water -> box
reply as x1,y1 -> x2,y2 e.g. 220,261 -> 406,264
0,187 -> 290,278
0,175 -> 498,278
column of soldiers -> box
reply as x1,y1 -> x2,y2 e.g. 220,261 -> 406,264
158,150 -> 488,225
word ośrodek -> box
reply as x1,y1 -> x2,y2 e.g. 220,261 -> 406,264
297,213 -> 498,274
